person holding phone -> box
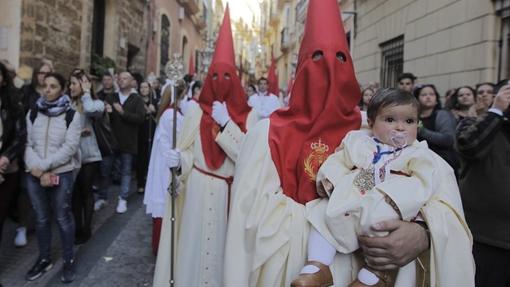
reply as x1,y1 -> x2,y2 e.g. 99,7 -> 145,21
68,69 -> 104,244
456,80 -> 510,286
24,72 -> 82,283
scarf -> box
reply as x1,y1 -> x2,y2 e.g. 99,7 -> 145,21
36,94 -> 71,117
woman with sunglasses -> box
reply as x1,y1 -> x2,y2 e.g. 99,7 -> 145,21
68,69 -> 105,244
22,61 -> 53,113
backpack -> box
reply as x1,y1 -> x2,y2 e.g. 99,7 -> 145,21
29,107 -> 75,128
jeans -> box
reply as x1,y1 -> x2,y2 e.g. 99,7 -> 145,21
26,172 -> 75,262
72,162 -> 98,236
99,152 -> 134,200
0,172 -> 19,242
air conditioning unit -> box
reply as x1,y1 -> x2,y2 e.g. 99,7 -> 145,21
179,7 -> 185,21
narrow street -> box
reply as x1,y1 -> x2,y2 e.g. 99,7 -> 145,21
0,184 -> 155,287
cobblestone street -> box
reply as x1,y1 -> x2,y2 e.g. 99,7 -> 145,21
0,184 -> 155,287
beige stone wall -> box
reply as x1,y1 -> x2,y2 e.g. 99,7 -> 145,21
19,0 -> 85,75
18,0 -> 148,76
352,0 -> 500,95
79,0 -> 93,70
0,0 -> 22,68
146,0 -> 205,76
115,0 -> 148,72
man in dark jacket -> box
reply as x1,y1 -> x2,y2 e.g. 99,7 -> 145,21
96,71 -> 145,214
0,63 -> 27,243
456,80 -> 510,287
96,72 -> 116,102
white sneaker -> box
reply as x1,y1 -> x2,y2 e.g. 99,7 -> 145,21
14,227 -> 27,247
116,198 -> 127,214
94,199 -> 108,211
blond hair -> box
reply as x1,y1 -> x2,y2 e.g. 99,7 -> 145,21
155,79 -> 188,123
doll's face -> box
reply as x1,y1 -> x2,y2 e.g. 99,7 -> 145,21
369,104 -> 418,148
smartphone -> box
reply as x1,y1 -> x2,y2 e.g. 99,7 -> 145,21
50,174 -> 60,186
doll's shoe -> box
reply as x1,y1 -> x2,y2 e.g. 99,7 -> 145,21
291,261 -> 333,287
348,270 -> 394,287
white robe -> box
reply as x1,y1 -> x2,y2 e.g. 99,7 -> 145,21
306,130 -> 438,286
248,93 -> 282,119
224,120 -> 475,287
143,108 -> 183,218
153,101 -> 258,287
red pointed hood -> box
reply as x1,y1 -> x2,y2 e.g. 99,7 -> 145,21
268,0 -> 361,204
198,5 -> 251,170
296,0 -> 350,68
267,55 -> 279,95
211,5 -> 236,66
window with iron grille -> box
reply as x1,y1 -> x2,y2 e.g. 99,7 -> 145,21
379,35 -> 404,88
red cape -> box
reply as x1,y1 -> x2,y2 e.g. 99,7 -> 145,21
268,0 -> 361,204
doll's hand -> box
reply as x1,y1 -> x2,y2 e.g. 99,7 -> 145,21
316,178 -> 333,198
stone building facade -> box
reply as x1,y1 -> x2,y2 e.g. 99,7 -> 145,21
344,0 -> 507,95
145,0 -> 211,78
264,0 -> 509,97
1,0 -> 149,77
257,0 -> 299,91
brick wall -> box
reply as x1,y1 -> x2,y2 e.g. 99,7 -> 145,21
20,0 -> 84,75
116,0 -> 148,73
19,0 -> 148,77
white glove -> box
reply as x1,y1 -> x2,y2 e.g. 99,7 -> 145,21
211,101 -> 231,127
165,149 -> 181,168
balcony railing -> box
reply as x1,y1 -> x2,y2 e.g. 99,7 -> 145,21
296,0 -> 308,23
178,0 -> 199,15
191,14 -> 207,30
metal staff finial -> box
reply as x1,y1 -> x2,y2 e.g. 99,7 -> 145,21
165,53 -> 185,82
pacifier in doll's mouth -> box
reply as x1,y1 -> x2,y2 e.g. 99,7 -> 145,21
389,130 -> 408,148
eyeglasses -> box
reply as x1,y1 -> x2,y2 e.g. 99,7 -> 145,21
37,71 -> 49,76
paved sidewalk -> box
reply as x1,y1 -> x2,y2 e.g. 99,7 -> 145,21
0,184 -> 155,287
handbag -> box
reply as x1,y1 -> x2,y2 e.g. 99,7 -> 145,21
92,111 -> 118,156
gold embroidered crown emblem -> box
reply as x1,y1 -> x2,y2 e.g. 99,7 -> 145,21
304,139 -> 330,181
310,139 -> 329,153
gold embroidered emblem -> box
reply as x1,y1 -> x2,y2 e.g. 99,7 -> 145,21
353,167 -> 375,195
304,139 -> 330,181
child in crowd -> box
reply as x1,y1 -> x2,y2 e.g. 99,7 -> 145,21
292,88 -> 438,287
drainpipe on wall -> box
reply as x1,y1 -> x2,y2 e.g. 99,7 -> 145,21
498,17 -> 503,82
145,0 -> 153,74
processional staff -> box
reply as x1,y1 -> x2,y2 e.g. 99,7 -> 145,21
164,53 -> 184,287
